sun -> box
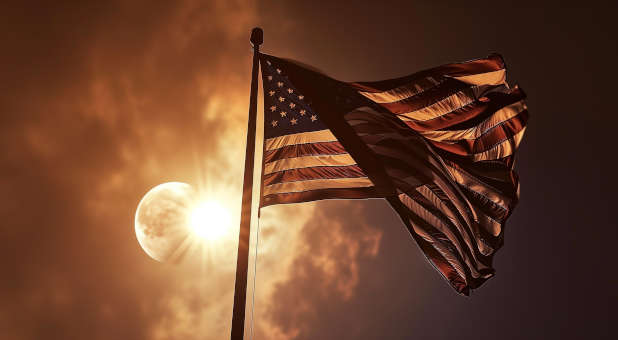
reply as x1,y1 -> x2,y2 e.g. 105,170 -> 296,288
188,200 -> 232,241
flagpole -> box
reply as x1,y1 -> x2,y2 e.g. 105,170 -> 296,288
231,27 -> 262,340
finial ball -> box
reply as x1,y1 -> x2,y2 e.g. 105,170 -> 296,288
250,27 -> 263,46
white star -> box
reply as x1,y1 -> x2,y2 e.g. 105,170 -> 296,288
289,103 -> 296,109
270,105 -> 276,112
278,96 -> 285,102
299,109 -> 306,115
298,95 -> 304,100
277,81 -> 283,88
290,117 -> 298,125
287,88 -> 293,93
267,75 -> 273,81
276,68 -> 282,74
269,90 -> 275,96
310,115 -> 317,122
271,120 -> 278,127
280,111 -> 287,117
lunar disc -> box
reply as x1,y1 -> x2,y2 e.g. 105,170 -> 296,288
134,182 -> 195,262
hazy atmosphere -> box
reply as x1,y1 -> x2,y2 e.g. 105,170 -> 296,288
1,1 -> 615,339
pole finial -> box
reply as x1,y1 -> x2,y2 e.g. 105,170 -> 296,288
250,27 -> 263,47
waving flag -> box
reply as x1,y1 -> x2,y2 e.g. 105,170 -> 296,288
260,59 -> 381,206
259,53 -> 528,295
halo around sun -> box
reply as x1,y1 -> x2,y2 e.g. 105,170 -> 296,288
134,182 -> 236,263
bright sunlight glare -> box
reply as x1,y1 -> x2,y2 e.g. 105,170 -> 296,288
189,200 -> 231,241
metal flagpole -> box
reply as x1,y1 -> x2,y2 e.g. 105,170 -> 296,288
230,27 -> 262,340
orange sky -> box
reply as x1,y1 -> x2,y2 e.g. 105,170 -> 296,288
1,1 -> 615,340
0,1 -> 388,339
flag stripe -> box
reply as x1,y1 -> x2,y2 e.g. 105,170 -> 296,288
410,184 -> 496,267
264,153 -> 358,175
378,80 -> 471,114
442,157 -> 519,196
264,129 -> 338,151
263,141 -> 346,163
386,196 -> 473,294
263,164 -> 366,186
436,87 -> 524,130
399,97 -> 494,130
471,127 -> 526,162
397,86 -> 524,131
262,186 -> 380,207
352,53 -> 505,92
416,183 -> 502,255
260,57 -> 378,205
342,103 -> 511,294
399,193 -> 478,280
451,69 -> 506,86
358,76 -> 443,103
444,164 -> 513,211
396,89 -> 478,121
400,192 -> 485,277
263,177 -> 373,196
260,53 -> 527,295
419,100 -> 526,142
404,194 -> 497,280
428,110 -> 528,155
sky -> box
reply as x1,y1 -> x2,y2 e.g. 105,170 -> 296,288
1,1 -> 616,339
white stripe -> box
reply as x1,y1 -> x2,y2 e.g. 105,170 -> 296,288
399,90 -> 476,122
472,127 -> 526,162
264,153 -> 357,175
419,100 -> 526,142
358,77 -> 445,104
451,69 -> 506,86
263,177 -> 373,195
264,129 -> 337,151
357,69 -> 505,105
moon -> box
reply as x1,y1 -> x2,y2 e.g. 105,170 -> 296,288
134,182 -> 195,262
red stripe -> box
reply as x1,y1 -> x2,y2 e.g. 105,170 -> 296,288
403,102 -> 488,131
429,110 -> 528,155
378,80 -> 471,114
350,54 -> 505,92
263,141 -> 346,164
438,87 -> 526,131
261,186 -> 380,207
263,165 -> 367,186
402,87 -> 525,132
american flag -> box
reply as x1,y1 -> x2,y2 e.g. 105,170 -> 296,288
259,53 -> 528,295
260,57 -> 380,207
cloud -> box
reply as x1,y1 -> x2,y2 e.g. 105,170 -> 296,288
0,1 -> 261,339
255,200 -> 385,340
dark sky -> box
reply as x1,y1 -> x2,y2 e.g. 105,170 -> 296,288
1,1 -> 615,339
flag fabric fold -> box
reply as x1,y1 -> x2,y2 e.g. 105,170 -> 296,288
259,53 -> 528,295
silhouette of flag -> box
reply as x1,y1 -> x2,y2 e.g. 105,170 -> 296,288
259,53 -> 528,295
